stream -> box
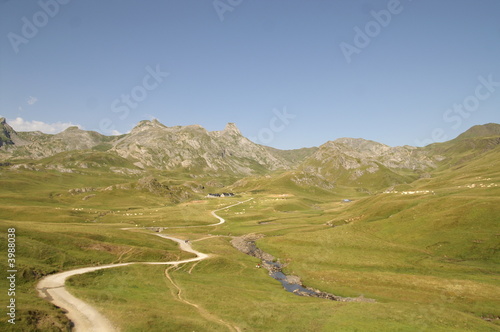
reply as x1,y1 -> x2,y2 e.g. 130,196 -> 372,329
264,260 -> 318,296
231,234 -> 375,303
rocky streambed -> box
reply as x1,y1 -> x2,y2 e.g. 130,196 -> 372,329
231,234 -> 375,303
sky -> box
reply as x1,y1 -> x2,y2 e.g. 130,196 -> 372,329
1,0 -> 499,150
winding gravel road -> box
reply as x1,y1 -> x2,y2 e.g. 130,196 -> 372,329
36,199 -> 252,332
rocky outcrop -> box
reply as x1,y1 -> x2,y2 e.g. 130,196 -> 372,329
309,138 -> 436,172
292,137 -> 439,190
111,120 -> 292,175
0,122 -> 108,159
68,187 -> 95,195
136,176 -> 170,196
0,117 -> 27,148
231,234 -> 275,261
1,117 -> 498,189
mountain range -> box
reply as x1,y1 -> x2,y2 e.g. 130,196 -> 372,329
1,116 -> 500,194
2,117 -> 500,331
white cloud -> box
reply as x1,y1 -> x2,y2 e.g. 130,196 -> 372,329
111,129 -> 122,135
8,117 -> 82,134
27,96 -> 38,105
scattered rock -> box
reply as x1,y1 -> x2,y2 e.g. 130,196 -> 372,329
231,234 -> 275,261
69,187 -> 95,195
137,176 -> 170,196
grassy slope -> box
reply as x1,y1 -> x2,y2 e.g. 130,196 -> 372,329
56,173 -> 500,331
67,236 -> 499,332
252,147 -> 500,329
0,166 -> 198,331
0,143 -> 499,331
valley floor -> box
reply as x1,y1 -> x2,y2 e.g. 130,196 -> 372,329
1,168 -> 499,331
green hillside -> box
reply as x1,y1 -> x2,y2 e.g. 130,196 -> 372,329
0,123 -> 499,331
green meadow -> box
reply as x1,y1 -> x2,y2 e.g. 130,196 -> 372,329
1,152 -> 499,331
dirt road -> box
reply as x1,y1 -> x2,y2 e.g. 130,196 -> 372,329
36,199 -> 251,331
37,236 -> 208,332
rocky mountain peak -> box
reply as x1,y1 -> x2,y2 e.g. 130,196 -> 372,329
223,122 -> 242,135
137,119 -> 160,127
0,117 -> 26,147
130,119 -> 166,134
150,118 -> 162,126
109,119 -> 291,174
1,118 -> 498,186
182,124 -> 206,132
62,126 -> 82,132
333,137 -> 388,149
56,126 -> 89,138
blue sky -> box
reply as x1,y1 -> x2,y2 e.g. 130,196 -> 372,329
1,0 -> 499,149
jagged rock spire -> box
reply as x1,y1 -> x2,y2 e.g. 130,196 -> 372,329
223,122 -> 242,135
